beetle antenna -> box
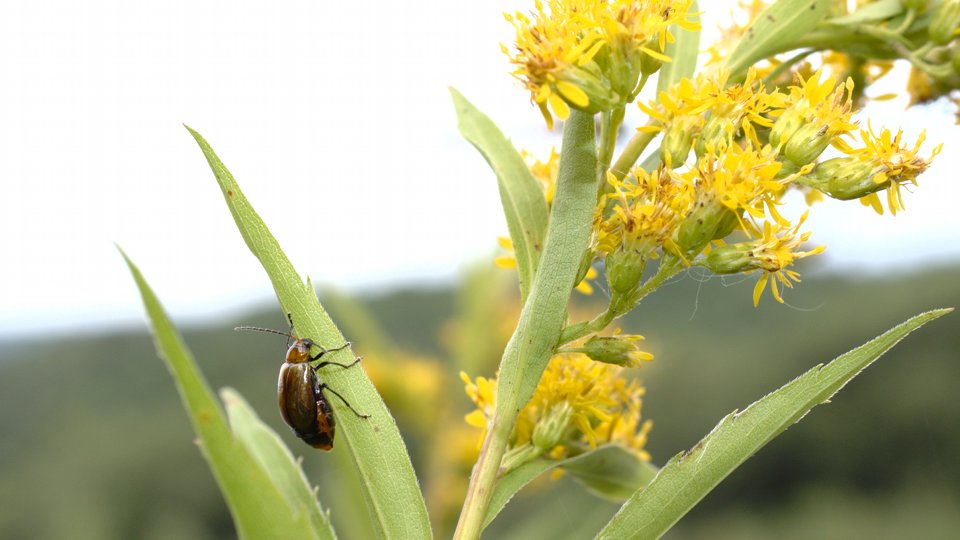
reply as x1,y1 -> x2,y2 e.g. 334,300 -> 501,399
234,326 -> 296,340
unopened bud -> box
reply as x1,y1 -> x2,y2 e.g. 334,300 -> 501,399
799,157 -> 883,200
783,123 -> 832,166
532,402 -> 573,451
930,0 -> 960,45
660,115 -> 700,168
639,37 -> 665,78
677,202 -> 738,253
705,243 -> 762,274
579,335 -> 653,368
695,116 -> 735,158
769,107 -> 806,149
606,249 -> 646,297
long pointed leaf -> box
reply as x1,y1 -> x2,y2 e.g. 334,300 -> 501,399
596,308 -> 952,540
184,126 -> 431,540
450,88 -> 549,302
121,249 -> 334,540
725,0 -> 831,78
222,388 -> 335,536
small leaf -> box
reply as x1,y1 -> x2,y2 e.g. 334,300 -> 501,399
563,446 -> 659,502
726,0 -> 831,78
596,308 -> 952,540
482,446 -> 657,529
184,127 -> 432,540
121,249 -> 333,540
450,88 -> 550,302
483,458 -> 555,529
657,1 -> 701,95
222,388 -> 333,535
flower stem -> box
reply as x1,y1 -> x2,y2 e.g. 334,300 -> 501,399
610,125 -> 658,179
558,256 -> 685,344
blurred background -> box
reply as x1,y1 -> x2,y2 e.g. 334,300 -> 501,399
1,1 -> 958,539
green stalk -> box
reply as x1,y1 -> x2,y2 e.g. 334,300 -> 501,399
453,110 -> 599,540
559,256 -> 685,344
609,126 -> 658,180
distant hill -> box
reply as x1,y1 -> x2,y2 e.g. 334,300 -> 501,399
1,263 -> 957,539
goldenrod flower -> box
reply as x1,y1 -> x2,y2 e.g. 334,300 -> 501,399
599,168 -> 692,258
461,353 -> 653,461
770,70 -> 858,166
676,143 -> 802,254
504,0 -> 699,127
705,213 -> 825,306
570,330 -> 655,368
504,1 -> 614,128
808,124 -> 941,214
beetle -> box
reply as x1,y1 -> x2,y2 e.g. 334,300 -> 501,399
235,315 -> 369,450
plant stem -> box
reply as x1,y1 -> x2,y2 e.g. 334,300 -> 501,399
610,126 -> 658,180
558,256 -> 686,344
454,111 -> 599,540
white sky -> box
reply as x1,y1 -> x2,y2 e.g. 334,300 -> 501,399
1,1 -> 958,339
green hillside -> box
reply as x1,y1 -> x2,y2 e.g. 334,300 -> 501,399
0,264 -> 957,539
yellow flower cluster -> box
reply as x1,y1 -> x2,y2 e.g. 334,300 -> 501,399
504,0 -> 699,127
598,68 -> 938,305
461,352 -> 652,461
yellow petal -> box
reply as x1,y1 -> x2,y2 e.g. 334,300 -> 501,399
555,80 -> 589,108
549,91 -> 571,120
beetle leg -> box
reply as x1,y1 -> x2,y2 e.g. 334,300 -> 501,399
309,341 -> 351,361
315,355 -> 362,369
319,383 -> 370,419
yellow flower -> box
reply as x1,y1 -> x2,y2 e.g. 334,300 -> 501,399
702,213 -> 825,306
598,167 -> 692,258
770,70 -> 859,166
812,124 -> 941,215
503,1 -> 613,128
461,353 -> 652,458
504,1 -> 699,127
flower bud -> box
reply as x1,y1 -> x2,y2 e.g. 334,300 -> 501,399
532,402 -> 573,451
639,37 -> 665,78
579,335 -> 653,368
783,123 -> 832,166
606,248 -> 646,297
695,115 -> 735,158
769,107 -> 806,149
677,202 -> 737,253
930,0 -> 960,45
799,157 -> 881,200
660,115 -> 700,167
704,243 -> 762,274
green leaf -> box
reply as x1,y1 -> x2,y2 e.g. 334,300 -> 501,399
457,111 -> 598,539
563,446 -> 659,502
503,109 -> 599,413
184,126 -> 432,540
483,458 -> 555,529
726,0 -> 831,78
222,388 -> 333,536
826,0 -> 903,25
482,445 -> 658,529
120,249 -> 334,540
450,88 -> 550,303
657,0 -> 701,95
596,308 -> 952,540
